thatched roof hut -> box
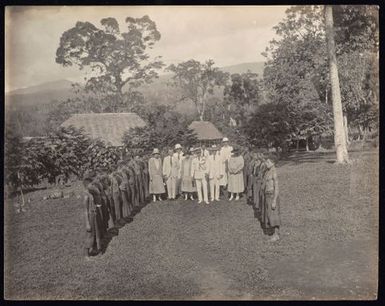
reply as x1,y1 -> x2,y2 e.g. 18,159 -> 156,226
61,113 -> 146,146
188,121 -> 223,145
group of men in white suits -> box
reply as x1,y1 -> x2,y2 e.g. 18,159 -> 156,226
159,138 -> 233,204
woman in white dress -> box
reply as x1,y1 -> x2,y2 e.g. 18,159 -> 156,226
227,147 -> 245,201
148,148 -> 165,202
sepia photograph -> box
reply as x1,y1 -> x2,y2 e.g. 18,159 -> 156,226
4,5 -> 379,300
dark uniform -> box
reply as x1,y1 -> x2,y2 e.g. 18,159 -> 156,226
141,158 -> 150,199
110,172 -> 121,223
84,189 -> 103,255
252,159 -> 264,211
129,159 -> 144,205
125,164 -> 139,209
260,164 -> 281,229
99,174 -> 117,230
243,151 -> 252,197
116,168 -> 132,219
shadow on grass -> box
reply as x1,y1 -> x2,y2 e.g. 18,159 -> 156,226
100,196 -> 153,254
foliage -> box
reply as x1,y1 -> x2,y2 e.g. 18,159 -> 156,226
223,72 -> 262,127
5,126 -> 92,189
260,5 -> 378,146
122,104 -> 198,155
56,16 -> 164,112
83,139 -> 122,173
167,59 -> 228,121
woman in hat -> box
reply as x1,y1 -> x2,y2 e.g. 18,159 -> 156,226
180,148 -> 196,200
148,148 -> 165,202
227,147 -> 245,201
260,156 -> 281,242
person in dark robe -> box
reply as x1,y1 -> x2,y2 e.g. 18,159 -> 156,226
110,169 -> 125,226
98,170 -> 118,235
117,161 -> 133,220
83,175 -> 103,257
133,155 -> 145,204
142,156 -> 150,200
260,156 -> 281,242
124,162 -> 138,210
243,147 -> 252,198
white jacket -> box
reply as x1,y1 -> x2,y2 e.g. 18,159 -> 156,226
191,156 -> 208,180
172,152 -> 184,178
162,155 -> 173,178
208,153 -> 224,179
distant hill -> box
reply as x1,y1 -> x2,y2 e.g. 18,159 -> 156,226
6,79 -> 74,110
5,62 -> 265,136
6,62 -> 264,108
220,62 -> 265,76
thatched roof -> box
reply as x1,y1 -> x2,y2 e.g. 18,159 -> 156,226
61,113 -> 146,146
188,121 -> 223,141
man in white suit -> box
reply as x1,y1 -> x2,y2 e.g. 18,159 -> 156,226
173,144 -> 184,196
163,149 -> 177,200
191,148 -> 209,204
207,145 -> 224,202
219,137 -> 233,198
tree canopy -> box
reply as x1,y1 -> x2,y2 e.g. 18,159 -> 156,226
56,16 -> 164,112
167,59 -> 228,121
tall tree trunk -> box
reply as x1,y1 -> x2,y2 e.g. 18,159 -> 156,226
325,6 -> 350,164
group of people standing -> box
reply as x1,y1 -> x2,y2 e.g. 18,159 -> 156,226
82,137 -> 281,258
148,137 -> 244,204
148,137 -> 281,242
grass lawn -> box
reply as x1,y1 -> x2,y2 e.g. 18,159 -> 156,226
4,150 -> 378,300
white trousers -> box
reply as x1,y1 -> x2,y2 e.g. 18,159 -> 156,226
195,178 -> 208,202
166,177 -> 177,199
209,178 -> 220,200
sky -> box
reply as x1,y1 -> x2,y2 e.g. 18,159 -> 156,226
5,6 -> 289,92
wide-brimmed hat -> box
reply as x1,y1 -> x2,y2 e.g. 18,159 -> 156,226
152,148 -> 160,155
222,137 -> 229,142
175,144 -> 182,150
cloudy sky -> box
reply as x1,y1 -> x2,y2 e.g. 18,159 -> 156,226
5,6 -> 289,92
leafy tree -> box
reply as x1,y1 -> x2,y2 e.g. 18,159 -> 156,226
262,5 -> 378,157
83,139 -> 122,173
167,59 -> 228,121
43,126 -> 92,182
56,16 -> 164,112
223,72 -> 262,127
122,104 -> 197,155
